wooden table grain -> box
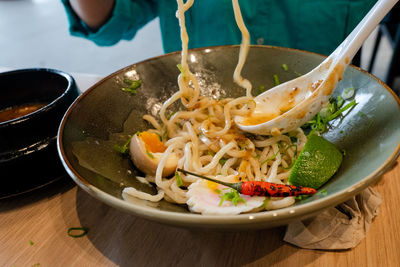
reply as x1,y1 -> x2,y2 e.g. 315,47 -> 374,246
1,158 -> 399,267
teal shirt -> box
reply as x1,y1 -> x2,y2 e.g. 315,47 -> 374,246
62,0 -> 376,55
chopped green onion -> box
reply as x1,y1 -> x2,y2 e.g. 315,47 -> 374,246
261,150 -> 280,165
67,227 -> 88,238
319,189 -> 328,196
294,71 -> 302,77
282,63 -> 288,71
123,78 -> 134,84
295,195 -> 310,200
302,95 -> 357,134
214,189 -> 221,194
327,99 -> 356,121
177,64 -> 186,79
219,158 -> 227,166
114,136 -> 132,155
219,189 -> 246,206
146,150 -> 155,159
341,87 -> 355,100
336,95 -> 344,108
162,129 -> 169,141
175,171 -> 183,187
29,240 -> 34,246
121,79 -> 142,95
258,85 -> 265,95
273,74 -> 280,86
166,111 -> 176,120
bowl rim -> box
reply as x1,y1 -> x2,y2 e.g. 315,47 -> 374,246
0,68 -> 76,127
57,45 -> 400,227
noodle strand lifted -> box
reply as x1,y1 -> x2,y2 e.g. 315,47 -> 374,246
123,0 -> 307,213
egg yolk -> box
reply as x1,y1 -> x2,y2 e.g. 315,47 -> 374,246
207,180 -> 220,191
139,132 -> 167,153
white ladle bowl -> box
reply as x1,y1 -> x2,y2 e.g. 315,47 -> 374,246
235,0 -> 398,135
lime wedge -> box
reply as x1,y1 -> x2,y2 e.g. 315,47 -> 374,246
288,134 -> 343,189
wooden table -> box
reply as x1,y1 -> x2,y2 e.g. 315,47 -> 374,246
1,157 -> 399,267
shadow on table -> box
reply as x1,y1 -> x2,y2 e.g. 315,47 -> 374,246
0,176 -> 75,212
66,188 -> 323,267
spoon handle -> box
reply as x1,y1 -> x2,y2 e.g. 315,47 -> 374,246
331,0 -> 398,66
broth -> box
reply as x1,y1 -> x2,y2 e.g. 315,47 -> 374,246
0,103 -> 46,123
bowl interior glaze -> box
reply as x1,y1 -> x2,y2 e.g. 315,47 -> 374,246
58,46 -> 400,229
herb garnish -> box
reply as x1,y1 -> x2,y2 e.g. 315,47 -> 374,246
273,74 -> 280,86
175,171 -> 183,187
67,227 -> 88,238
302,96 -> 357,134
121,78 -> 142,95
219,189 -> 246,206
282,63 -> 288,71
146,150 -> 155,159
114,136 -> 132,155
177,64 -> 186,79
258,85 -> 266,95
261,150 -> 280,165
219,158 -> 228,166
342,87 -> 355,99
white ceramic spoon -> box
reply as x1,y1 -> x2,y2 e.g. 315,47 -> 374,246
235,0 -> 398,135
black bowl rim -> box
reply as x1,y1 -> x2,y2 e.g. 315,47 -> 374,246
0,68 -> 76,127
57,45 -> 400,228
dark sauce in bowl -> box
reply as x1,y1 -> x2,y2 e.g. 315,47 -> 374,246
0,103 -> 46,123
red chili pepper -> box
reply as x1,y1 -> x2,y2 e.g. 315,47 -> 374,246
177,169 -> 317,197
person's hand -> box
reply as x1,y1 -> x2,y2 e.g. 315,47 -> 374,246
70,0 -> 115,29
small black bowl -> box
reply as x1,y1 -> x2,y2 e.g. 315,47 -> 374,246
0,68 -> 79,198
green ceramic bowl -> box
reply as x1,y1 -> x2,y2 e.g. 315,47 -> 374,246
57,46 -> 400,230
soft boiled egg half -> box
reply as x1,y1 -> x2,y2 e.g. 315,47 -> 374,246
130,131 -> 178,176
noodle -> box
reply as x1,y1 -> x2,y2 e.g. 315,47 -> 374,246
123,0 -> 307,212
